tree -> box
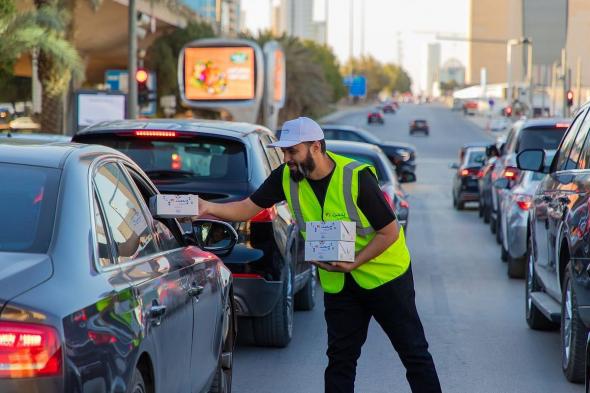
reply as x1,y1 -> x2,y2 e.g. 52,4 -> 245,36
0,0 -> 82,122
344,56 -> 412,97
146,20 -> 215,104
302,40 -> 346,102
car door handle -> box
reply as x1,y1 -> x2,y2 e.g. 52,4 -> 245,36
188,284 -> 205,298
149,304 -> 167,319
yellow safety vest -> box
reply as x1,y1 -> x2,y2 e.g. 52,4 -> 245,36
282,151 -> 411,293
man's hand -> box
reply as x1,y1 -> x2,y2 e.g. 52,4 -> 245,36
195,197 -> 263,222
311,260 -> 362,273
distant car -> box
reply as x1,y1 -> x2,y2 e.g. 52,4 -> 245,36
479,135 -> 507,223
409,119 -> 429,135
463,100 -> 478,115
487,117 -> 511,132
0,131 -> 71,143
8,116 -> 40,130
451,144 -> 487,210
489,118 -> 570,245
319,124 -> 417,183
74,119 -> 316,348
381,103 -> 396,114
498,151 -> 554,277
0,140 -> 237,393
367,109 -> 384,124
326,140 -> 410,230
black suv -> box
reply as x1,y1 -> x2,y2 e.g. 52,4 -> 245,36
318,124 -> 417,183
73,119 -> 316,348
516,102 -> 590,383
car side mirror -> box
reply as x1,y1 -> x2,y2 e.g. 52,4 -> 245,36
399,172 -> 416,183
517,149 -> 545,172
191,219 -> 238,256
449,163 -> 459,169
493,178 -> 510,189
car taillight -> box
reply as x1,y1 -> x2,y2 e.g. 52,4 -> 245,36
502,166 -> 520,181
461,168 -> 479,177
233,273 -> 264,279
399,200 -> 409,209
0,321 -> 61,378
514,194 -> 532,211
555,123 -> 571,128
134,130 -> 176,137
476,170 -> 484,178
250,207 -> 277,223
382,191 -> 395,209
171,153 -> 182,170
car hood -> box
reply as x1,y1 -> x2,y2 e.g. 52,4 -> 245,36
0,252 -> 53,313
379,141 -> 415,151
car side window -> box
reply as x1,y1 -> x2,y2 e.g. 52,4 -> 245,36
565,112 -> 590,170
94,162 -> 158,264
92,191 -> 113,267
554,112 -> 586,171
342,132 -> 364,143
260,134 -> 282,169
323,129 -> 338,140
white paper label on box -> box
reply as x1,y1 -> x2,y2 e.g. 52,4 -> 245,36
149,194 -> 199,218
305,240 -> 355,262
305,221 -> 356,241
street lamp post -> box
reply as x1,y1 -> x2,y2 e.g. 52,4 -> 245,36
127,0 -> 138,119
506,37 -> 533,115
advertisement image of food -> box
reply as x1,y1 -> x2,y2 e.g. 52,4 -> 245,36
184,46 -> 255,100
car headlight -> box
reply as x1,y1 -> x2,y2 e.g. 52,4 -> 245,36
398,151 -> 411,161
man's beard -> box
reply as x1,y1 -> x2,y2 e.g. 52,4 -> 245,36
289,150 -> 316,182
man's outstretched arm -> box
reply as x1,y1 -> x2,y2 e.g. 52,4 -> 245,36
198,197 -> 263,222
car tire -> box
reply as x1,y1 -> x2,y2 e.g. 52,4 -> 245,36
478,200 -> 484,218
525,243 -> 558,331
209,292 -> 235,393
253,263 -> 294,348
294,265 -> 316,311
507,254 -> 526,278
495,215 -> 502,244
483,204 -> 491,224
561,263 -> 588,383
130,368 -> 147,393
501,244 -> 508,262
490,216 -> 497,234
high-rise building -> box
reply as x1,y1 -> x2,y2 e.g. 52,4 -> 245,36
182,0 -> 241,36
440,59 -> 466,86
272,0 -> 326,44
426,43 -> 441,96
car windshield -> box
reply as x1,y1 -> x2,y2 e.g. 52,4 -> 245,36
0,163 -> 60,253
466,149 -> 486,166
517,128 -> 566,152
78,135 -> 248,182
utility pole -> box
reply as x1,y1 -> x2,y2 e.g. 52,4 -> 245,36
561,48 -> 567,117
127,0 -> 138,119
348,0 -> 354,74
360,0 -> 365,57
576,57 -> 582,108
551,62 -> 557,116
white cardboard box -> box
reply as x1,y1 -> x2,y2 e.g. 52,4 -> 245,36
305,221 -> 356,241
305,240 -> 356,262
149,194 -> 199,218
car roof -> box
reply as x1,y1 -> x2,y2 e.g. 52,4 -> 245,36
326,140 -> 382,155
521,117 -> 571,128
0,141 -> 121,168
462,141 -> 490,148
78,119 -> 271,138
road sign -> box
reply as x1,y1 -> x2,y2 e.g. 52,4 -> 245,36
348,75 -> 367,97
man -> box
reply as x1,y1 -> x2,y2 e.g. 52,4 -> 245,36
199,117 -> 441,393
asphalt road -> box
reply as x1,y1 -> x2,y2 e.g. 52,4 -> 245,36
232,104 -> 584,393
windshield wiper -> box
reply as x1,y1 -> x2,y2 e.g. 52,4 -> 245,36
145,169 -> 194,178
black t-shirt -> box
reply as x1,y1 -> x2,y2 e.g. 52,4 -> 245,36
250,163 -> 396,231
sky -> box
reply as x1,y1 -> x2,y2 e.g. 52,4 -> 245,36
240,0 -> 470,92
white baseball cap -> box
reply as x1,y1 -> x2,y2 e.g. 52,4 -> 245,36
268,117 -> 325,148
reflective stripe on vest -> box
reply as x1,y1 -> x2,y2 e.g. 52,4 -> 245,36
282,151 -> 411,293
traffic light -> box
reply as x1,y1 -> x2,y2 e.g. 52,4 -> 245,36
566,90 -> 574,108
504,106 -> 512,117
136,68 -> 150,106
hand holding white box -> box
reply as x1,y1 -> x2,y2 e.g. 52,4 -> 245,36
305,240 -> 356,262
149,194 -> 199,219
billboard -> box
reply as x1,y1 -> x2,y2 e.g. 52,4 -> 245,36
75,90 -> 126,130
273,50 -> 285,103
183,46 -> 255,101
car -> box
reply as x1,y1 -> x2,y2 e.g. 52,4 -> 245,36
497,151 -> 555,277
325,140 -> 410,230
450,143 -> 487,210
478,135 -> 507,223
487,117 -> 512,132
381,103 -> 396,114
0,131 -> 71,143
73,119 -> 316,348
515,101 -> 590,383
367,109 -> 384,124
8,116 -> 40,130
489,118 -> 570,246
409,119 -> 429,135
0,140 -> 237,393
319,124 -> 417,183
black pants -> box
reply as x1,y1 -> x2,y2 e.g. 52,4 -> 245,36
323,265 -> 441,393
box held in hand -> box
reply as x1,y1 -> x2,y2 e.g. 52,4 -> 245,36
149,194 -> 198,218
305,221 -> 356,241
305,240 -> 355,262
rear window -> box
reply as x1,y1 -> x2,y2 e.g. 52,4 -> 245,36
517,127 -> 566,152
0,163 -> 60,253
465,149 -> 486,166
78,135 -> 248,182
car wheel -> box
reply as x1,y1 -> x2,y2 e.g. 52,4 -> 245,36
483,204 -> 491,224
490,215 -> 497,234
561,263 -> 588,383
501,243 -> 508,262
478,200 -> 484,218
253,263 -> 294,347
294,265 -> 316,311
525,243 -> 558,330
130,368 -> 147,393
209,293 -> 235,393
495,214 -> 502,244
507,253 -> 525,278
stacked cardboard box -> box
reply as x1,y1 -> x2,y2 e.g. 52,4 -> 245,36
304,222 -> 356,262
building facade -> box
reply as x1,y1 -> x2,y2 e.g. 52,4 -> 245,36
271,0 -> 326,44
426,43 -> 441,96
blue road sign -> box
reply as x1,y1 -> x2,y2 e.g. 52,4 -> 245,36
349,75 -> 367,97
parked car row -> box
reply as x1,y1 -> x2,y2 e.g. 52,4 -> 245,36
454,107 -> 590,389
